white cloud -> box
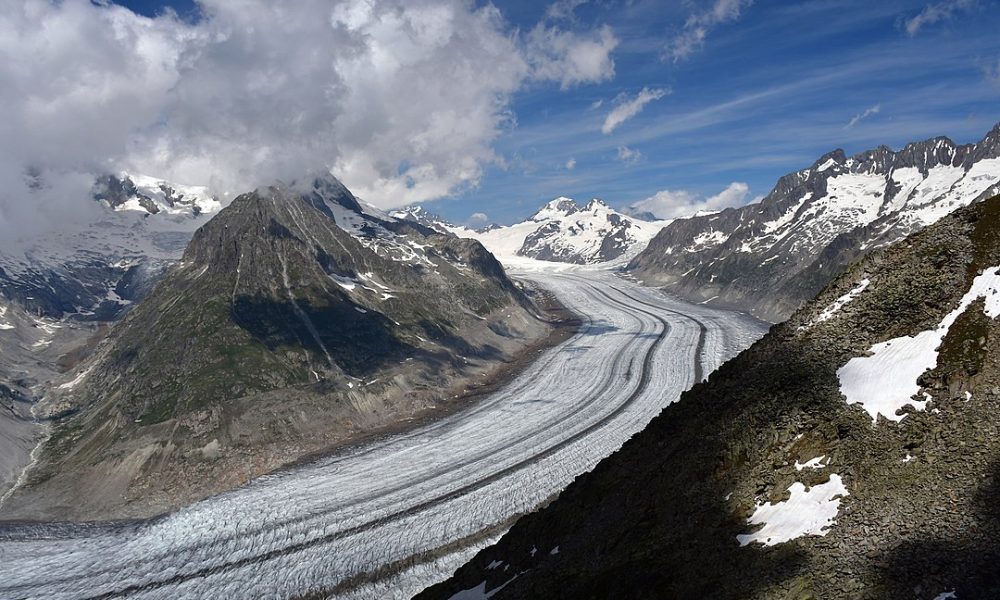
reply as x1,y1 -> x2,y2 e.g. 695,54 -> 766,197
846,103 -> 881,128
565,157 -> 577,170
468,212 -> 489,225
546,0 -> 589,21
527,23 -> 618,90
616,146 -> 642,164
0,0 -> 618,246
628,182 -> 750,220
666,0 -> 753,62
904,0 -> 975,36
602,87 -> 670,134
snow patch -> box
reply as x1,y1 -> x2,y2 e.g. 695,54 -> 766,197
737,474 -> 849,547
329,274 -> 358,291
794,456 -> 827,471
449,577 -> 517,599
58,366 -> 94,390
837,267 -> 1000,422
803,279 -> 870,328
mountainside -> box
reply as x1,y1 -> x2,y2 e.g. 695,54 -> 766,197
0,173 -> 220,502
628,122 -> 1000,322
473,198 -> 669,264
0,177 -> 553,520
421,194 -> 1000,600
0,173 -> 220,321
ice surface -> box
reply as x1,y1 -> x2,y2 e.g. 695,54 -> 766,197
737,474 -> 849,547
838,267 -> 1000,422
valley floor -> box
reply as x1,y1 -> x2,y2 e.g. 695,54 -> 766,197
0,266 -> 766,600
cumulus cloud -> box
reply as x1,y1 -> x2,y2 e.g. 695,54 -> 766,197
526,23 -> 618,90
846,103 -> 881,128
666,0 -> 752,62
616,146 -> 642,164
467,212 -> 489,225
627,182 -> 750,220
565,158 -> 577,170
904,0 -> 976,36
602,87 -> 670,134
0,0 -> 618,245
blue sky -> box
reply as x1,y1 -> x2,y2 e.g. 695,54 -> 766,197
115,0 -> 1000,225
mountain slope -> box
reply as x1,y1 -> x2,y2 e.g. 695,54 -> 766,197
422,194 -> 1000,600
628,122 -> 1000,322
0,178 -> 552,520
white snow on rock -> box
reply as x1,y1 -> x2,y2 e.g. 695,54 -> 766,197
804,278 -> 870,328
0,305 -> 13,330
794,456 -> 827,471
737,474 -> 849,547
57,366 -> 93,390
933,592 -> 957,600
116,173 -> 221,217
329,274 -> 358,291
467,198 -> 669,265
838,266 -> 1000,422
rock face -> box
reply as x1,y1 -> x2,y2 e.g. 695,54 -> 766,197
421,195 -> 1000,599
472,198 -> 670,264
0,177 -> 550,520
628,122 -> 1000,322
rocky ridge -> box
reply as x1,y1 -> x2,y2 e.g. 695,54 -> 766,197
628,122 -> 1000,322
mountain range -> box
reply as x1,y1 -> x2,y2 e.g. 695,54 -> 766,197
627,122 -> 1000,322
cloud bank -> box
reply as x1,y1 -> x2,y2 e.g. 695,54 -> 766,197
627,182 -> 751,220
0,0 -> 618,243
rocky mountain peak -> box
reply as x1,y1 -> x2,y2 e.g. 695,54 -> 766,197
583,198 -> 611,211
92,172 -> 219,218
811,148 -> 846,172
532,197 -> 580,221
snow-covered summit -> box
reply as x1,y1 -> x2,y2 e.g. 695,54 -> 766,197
94,173 -> 221,218
469,197 -> 670,265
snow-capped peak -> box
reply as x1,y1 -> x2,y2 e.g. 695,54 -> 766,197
531,197 -> 580,222
94,172 -> 221,218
